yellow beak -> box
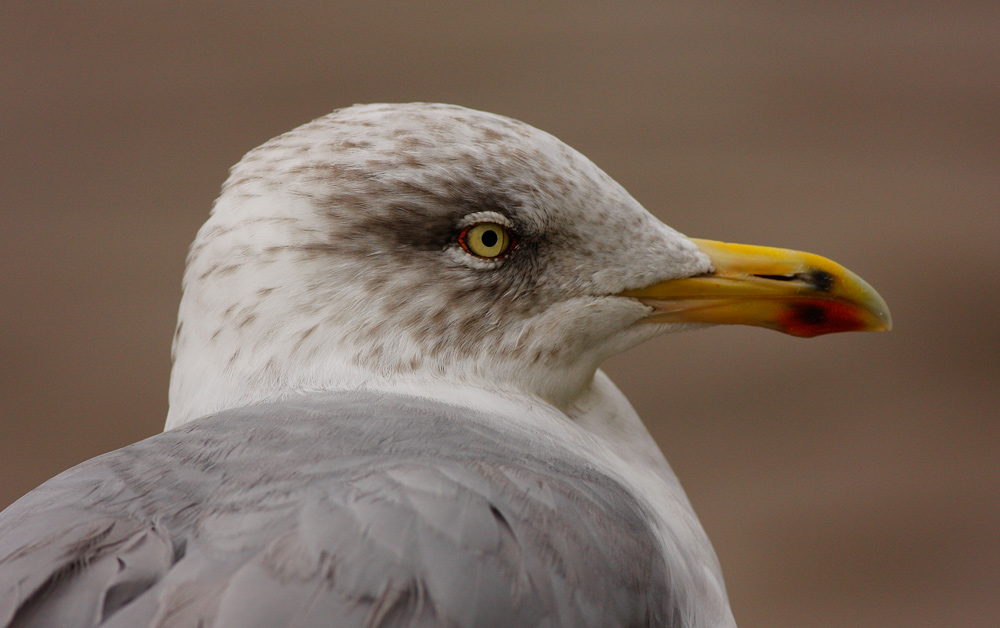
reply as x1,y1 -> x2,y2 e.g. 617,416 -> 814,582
620,239 -> 892,338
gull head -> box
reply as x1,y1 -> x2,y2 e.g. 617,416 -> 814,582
167,103 -> 889,428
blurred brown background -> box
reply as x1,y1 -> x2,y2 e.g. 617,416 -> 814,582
1,2 -> 997,627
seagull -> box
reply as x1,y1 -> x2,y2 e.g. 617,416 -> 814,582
0,103 -> 890,628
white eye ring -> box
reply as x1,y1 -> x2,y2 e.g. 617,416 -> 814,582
456,211 -> 513,230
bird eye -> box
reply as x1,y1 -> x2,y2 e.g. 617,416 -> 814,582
459,222 -> 513,259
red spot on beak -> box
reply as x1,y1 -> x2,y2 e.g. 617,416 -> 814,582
779,300 -> 867,337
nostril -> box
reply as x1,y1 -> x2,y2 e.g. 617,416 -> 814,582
753,274 -> 798,282
753,271 -> 834,292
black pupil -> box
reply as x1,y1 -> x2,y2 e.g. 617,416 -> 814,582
481,229 -> 499,248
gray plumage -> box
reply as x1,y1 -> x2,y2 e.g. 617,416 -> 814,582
0,392 -> 675,627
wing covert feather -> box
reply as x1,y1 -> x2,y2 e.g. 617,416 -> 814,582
0,392 -> 676,627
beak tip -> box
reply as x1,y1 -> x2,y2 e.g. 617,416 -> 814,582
877,311 -> 893,332
865,288 -> 893,333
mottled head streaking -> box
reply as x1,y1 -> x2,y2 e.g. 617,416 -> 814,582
167,103 -> 709,428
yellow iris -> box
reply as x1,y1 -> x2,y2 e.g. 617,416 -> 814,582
461,223 -> 512,258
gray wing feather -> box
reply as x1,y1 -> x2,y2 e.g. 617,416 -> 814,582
0,392 -> 676,627
0,505 -> 175,627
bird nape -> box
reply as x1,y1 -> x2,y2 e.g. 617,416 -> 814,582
0,103 -> 890,628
